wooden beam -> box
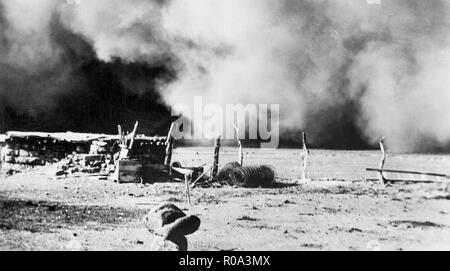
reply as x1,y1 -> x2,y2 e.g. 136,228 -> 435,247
165,123 -> 176,167
191,166 -> 212,188
128,121 -> 139,150
366,168 -> 450,180
124,131 -> 129,147
171,167 -> 194,176
166,122 -> 176,145
116,121 -> 139,160
117,125 -> 123,145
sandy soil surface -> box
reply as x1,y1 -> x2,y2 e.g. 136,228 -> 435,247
1,147 -> 450,251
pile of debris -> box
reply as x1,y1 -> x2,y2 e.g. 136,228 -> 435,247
0,132 -> 115,174
89,140 -> 117,155
110,122 -> 168,183
0,130 -> 168,177
56,154 -> 113,176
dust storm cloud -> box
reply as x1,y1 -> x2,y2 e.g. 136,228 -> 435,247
0,0 -> 449,151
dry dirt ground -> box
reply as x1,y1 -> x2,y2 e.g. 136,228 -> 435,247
1,147 -> 450,251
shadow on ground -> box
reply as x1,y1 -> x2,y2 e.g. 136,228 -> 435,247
0,196 -> 149,233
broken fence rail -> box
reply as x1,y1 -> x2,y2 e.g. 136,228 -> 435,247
366,168 -> 450,181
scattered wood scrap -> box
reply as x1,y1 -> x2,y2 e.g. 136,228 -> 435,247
191,166 -> 212,188
366,168 -> 450,183
366,137 -> 450,184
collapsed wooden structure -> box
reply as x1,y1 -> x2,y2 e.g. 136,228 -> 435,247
0,123 -> 210,204
0,130 -> 167,176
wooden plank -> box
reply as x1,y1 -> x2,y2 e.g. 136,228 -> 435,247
128,121 -> 139,150
164,122 -> 176,167
171,167 -> 195,176
117,125 -> 123,145
191,166 -> 212,188
165,136 -> 175,167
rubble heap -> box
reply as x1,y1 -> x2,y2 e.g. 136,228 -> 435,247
0,132 -> 91,173
0,131 -> 168,175
56,154 -> 112,176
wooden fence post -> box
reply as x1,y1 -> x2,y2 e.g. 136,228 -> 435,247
234,124 -> 244,166
301,132 -> 310,181
117,125 -> 123,145
211,136 -> 221,181
378,137 -> 387,185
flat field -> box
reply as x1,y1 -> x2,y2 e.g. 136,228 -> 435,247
0,147 -> 449,251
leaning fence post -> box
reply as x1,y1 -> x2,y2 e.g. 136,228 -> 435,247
301,132 -> 310,181
128,121 -> 139,150
378,137 -> 387,185
117,125 -> 123,145
165,122 -> 176,169
211,136 -> 221,181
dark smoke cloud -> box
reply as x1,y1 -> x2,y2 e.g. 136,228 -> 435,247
0,0 -> 174,134
0,0 -> 449,151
